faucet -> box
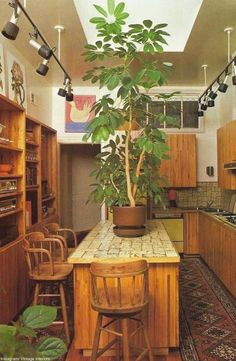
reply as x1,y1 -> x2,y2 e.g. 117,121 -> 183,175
206,200 -> 213,208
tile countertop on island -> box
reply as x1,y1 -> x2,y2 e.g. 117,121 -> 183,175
68,220 -> 180,264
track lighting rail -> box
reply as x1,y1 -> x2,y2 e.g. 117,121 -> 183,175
198,55 -> 236,102
15,0 -> 71,82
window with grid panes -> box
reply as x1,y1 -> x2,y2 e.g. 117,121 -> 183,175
146,96 -> 199,130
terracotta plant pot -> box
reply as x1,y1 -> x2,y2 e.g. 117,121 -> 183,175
0,163 -> 13,174
112,205 -> 146,237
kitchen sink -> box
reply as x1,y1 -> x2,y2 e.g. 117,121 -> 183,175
197,207 -> 223,212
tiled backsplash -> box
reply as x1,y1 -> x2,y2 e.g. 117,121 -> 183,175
157,182 -> 236,209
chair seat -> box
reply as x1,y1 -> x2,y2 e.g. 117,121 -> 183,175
29,262 -> 73,281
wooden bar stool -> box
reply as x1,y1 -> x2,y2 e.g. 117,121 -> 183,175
90,259 -> 154,361
43,223 -> 77,255
25,231 -> 68,261
23,238 -> 73,345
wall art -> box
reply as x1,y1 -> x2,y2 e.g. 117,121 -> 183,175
65,95 -> 96,132
7,51 -> 27,108
0,44 -> 6,96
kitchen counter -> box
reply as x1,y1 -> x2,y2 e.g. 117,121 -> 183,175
70,220 -> 179,356
68,220 -> 180,264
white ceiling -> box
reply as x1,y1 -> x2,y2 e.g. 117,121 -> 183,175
74,0 -> 203,52
0,0 -> 236,87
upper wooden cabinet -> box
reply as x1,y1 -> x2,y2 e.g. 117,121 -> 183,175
159,134 -> 197,187
217,120 -> 236,189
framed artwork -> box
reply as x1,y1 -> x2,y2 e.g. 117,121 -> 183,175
7,51 -> 27,109
65,95 -> 96,132
0,44 -> 6,96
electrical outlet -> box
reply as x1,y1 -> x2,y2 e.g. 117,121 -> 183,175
30,92 -> 37,105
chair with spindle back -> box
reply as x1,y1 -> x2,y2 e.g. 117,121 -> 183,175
23,237 -> 73,345
90,258 -> 153,361
25,231 -> 68,261
43,223 -> 77,255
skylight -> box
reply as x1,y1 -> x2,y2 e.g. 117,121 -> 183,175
73,0 -> 203,52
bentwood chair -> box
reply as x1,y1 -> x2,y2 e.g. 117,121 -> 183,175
23,237 -> 73,345
43,223 -> 77,255
90,259 -> 154,361
25,231 -> 68,261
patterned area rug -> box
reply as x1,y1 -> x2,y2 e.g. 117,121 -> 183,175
180,257 -> 236,361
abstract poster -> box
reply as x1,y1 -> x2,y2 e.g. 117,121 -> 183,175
65,95 -> 96,132
7,51 -> 27,109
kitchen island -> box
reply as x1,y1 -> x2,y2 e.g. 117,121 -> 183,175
68,220 -> 180,356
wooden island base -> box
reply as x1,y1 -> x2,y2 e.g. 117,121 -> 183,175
69,221 -> 180,354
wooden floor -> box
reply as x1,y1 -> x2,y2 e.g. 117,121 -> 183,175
66,341 -> 182,361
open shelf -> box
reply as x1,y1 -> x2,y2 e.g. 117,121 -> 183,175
42,195 -> 55,202
0,174 -> 23,179
26,185 -> 39,190
0,208 -> 23,218
0,144 -> 23,152
0,191 -> 23,199
26,140 -> 39,147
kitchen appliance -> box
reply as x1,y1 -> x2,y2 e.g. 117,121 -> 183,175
153,211 -> 183,253
0,179 -> 17,193
0,198 -> 17,213
224,161 -> 236,169
228,193 -> 236,214
215,193 -> 236,227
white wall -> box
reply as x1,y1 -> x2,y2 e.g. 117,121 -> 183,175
0,35 -> 52,124
52,83 -> 236,185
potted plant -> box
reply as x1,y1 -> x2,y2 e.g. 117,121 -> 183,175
0,305 -> 67,360
83,0 -> 176,236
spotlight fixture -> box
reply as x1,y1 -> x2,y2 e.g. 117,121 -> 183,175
208,99 -> 215,107
198,101 -> 204,117
2,0 -> 72,98
1,1 -> 21,40
66,83 -> 74,102
208,86 -> 218,100
36,59 -> 49,76
200,102 -> 207,111
232,59 -> 236,85
198,26 -> 235,113
29,37 -> 53,60
58,77 -> 70,97
218,72 -> 229,93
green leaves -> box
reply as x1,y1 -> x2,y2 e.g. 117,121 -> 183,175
82,0 -> 173,206
36,337 -> 67,360
0,305 -> 67,360
108,0 -> 115,14
22,305 -> 57,329
94,4 -> 108,17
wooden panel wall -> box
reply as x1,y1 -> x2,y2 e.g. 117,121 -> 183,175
73,263 -> 179,354
0,238 -> 30,323
217,120 -> 236,189
199,213 -> 236,297
183,212 -> 199,254
159,134 -> 197,187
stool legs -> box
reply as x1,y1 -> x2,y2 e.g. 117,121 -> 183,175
91,314 -> 103,361
59,282 -> 70,345
121,318 -> 130,361
142,319 -> 154,361
33,283 -> 40,305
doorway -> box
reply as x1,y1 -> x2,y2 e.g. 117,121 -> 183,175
59,143 -> 101,232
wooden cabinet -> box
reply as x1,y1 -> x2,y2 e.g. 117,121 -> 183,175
159,134 -> 197,187
199,212 -> 236,297
183,212 -> 199,254
0,94 -> 58,323
41,125 -> 57,224
217,120 -> 236,189
25,118 -> 58,230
